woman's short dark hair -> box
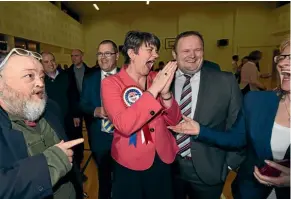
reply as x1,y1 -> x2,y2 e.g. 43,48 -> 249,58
122,31 -> 160,64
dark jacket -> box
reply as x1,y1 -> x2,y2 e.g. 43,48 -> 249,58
172,61 -> 245,185
198,91 -> 290,199
67,63 -> 95,119
0,100 -> 83,199
45,70 -> 78,124
80,67 -> 120,154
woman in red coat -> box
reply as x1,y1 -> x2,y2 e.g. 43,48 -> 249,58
101,31 -> 181,199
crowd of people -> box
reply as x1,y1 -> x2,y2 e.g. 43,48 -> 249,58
0,30 -> 289,199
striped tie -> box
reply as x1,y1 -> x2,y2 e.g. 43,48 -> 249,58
102,72 -> 115,133
177,74 -> 192,157
102,119 -> 114,133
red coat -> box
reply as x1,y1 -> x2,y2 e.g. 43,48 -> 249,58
101,67 -> 181,171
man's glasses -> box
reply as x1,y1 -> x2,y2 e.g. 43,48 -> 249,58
96,52 -> 116,58
0,48 -> 42,69
274,54 -> 290,64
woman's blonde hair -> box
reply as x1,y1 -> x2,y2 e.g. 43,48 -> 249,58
276,37 -> 290,98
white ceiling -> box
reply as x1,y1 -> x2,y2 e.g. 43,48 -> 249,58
63,1 -> 223,17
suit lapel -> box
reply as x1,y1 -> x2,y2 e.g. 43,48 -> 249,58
171,77 -> 176,97
193,66 -> 210,121
253,92 -> 279,161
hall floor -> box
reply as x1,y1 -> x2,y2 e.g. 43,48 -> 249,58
80,131 -> 237,199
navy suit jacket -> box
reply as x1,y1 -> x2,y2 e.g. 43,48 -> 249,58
0,100 -> 82,199
80,67 -> 120,154
198,91 -> 290,199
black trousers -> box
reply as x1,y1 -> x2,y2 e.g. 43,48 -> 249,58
112,154 -> 173,199
173,157 -> 224,199
65,116 -> 84,168
92,150 -> 113,199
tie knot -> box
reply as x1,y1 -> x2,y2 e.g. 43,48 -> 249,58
105,73 -> 112,77
184,74 -> 192,79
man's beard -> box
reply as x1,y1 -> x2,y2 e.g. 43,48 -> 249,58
0,83 -> 47,121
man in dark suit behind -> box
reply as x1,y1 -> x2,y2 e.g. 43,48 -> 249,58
171,31 -> 245,199
67,49 -> 95,171
80,40 -> 120,199
42,52 -> 79,133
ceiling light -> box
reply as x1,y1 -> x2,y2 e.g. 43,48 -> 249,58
93,4 -> 99,11
146,1 -> 150,5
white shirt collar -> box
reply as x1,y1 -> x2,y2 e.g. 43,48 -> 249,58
175,68 -> 201,79
101,67 -> 117,76
47,70 -> 59,79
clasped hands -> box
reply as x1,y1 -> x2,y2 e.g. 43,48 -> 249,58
147,61 -> 177,98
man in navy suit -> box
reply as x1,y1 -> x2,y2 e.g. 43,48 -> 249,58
0,49 -> 84,199
80,40 -> 120,199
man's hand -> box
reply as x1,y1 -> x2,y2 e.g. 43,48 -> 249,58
94,107 -> 107,119
73,118 -> 80,127
168,115 -> 200,135
55,138 -> 84,164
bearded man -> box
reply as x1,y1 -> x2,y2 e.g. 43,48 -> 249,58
0,49 -> 84,199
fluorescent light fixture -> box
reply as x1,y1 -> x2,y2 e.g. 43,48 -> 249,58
93,3 -> 99,11
146,1 -> 150,5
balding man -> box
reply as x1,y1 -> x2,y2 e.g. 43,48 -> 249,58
0,49 -> 84,199
67,49 -> 94,173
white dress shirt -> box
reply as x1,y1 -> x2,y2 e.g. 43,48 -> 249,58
174,69 -> 201,118
101,68 -> 117,80
267,122 -> 290,199
47,70 -> 59,80
271,122 -> 290,160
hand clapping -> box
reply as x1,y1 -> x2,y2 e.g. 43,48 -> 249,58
147,61 -> 177,97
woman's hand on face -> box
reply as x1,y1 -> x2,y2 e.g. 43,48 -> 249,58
148,61 -> 177,97
168,115 -> 200,135
254,160 -> 290,187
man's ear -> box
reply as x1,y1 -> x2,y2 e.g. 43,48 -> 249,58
172,50 -> 177,60
115,52 -> 120,61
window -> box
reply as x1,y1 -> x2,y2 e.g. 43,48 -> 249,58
14,37 -> 40,52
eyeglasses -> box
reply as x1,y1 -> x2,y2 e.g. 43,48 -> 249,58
0,48 -> 42,69
96,52 -> 116,58
274,54 -> 290,63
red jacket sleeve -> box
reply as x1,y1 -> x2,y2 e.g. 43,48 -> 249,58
101,77 -> 163,137
159,97 -> 182,126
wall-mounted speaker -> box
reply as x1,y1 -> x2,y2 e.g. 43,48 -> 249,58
217,39 -> 229,47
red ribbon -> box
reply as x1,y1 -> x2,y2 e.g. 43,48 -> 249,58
142,124 -> 152,144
